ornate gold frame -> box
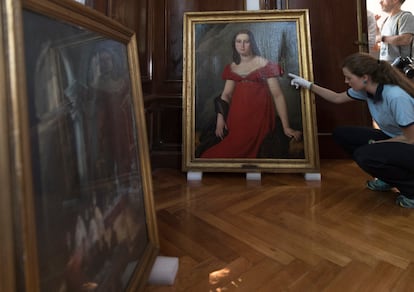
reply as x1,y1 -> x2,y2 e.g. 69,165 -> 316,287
0,0 -> 158,291
182,9 -> 319,173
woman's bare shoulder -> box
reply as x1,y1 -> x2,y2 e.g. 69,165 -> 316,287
255,56 -> 269,65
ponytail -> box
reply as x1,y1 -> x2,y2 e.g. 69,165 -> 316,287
343,52 -> 414,98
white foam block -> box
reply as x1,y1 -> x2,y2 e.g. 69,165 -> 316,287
187,171 -> 202,181
147,256 -> 179,286
304,173 -> 321,181
245,0 -> 260,10
246,172 -> 261,181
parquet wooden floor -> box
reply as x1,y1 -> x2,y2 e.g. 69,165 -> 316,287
144,159 -> 414,292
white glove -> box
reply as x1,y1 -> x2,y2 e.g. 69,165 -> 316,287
288,73 -> 312,89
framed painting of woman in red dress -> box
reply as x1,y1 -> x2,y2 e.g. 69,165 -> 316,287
182,10 -> 319,173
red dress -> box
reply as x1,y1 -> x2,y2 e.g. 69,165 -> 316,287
201,62 -> 284,158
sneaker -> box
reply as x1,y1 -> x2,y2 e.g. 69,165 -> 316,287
366,178 -> 393,192
396,194 -> 414,208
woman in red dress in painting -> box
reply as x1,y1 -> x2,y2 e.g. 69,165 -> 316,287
200,29 -> 302,158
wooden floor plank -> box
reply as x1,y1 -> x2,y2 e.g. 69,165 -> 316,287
356,261 -> 403,292
194,210 -> 295,265
256,259 -> 311,292
222,258 -> 285,292
322,261 -> 372,292
145,160 -> 414,291
288,260 -> 342,292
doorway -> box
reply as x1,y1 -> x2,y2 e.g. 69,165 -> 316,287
366,0 -> 414,57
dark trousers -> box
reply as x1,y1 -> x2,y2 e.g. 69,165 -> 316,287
333,126 -> 414,198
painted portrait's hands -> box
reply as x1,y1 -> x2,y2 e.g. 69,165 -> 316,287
284,127 -> 302,141
215,114 -> 228,140
288,73 -> 312,90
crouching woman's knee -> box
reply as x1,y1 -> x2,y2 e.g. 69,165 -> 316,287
353,145 -> 376,170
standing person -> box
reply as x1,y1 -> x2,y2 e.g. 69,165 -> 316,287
367,10 -> 380,57
289,52 -> 414,208
377,0 -> 414,62
199,29 -> 302,159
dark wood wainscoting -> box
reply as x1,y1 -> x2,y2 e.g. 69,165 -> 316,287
109,0 -> 372,168
145,96 -> 183,169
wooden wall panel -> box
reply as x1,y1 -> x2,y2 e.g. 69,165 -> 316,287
164,0 -> 196,82
288,0 -> 371,158
147,0 -> 245,169
109,0 -> 153,94
92,0 -> 108,14
144,97 -> 183,168
108,0 -> 372,168
152,0 -> 244,96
